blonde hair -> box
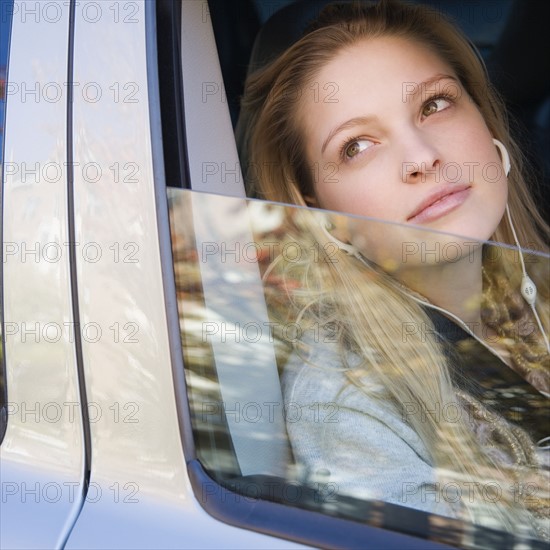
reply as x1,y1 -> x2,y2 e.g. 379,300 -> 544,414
240,0 -> 549,537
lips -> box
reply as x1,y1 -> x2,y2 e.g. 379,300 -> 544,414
407,183 -> 472,224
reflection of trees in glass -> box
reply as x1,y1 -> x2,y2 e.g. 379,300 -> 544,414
169,193 -> 238,475
169,193 -> 332,381
168,193 -> 309,477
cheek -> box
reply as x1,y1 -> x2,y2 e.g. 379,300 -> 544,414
314,167 -> 397,219
479,177 -> 508,236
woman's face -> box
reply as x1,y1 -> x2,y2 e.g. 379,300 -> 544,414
299,36 -> 508,267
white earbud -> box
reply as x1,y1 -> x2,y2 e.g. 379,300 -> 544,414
520,275 -> 537,306
492,138 -> 511,176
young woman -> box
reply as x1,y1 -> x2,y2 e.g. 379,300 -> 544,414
239,0 -> 550,540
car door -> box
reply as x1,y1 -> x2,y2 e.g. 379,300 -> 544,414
1,1 -> 87,547
1,1 -> 304,548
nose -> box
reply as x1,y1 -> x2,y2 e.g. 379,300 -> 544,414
399,129 -> 441,184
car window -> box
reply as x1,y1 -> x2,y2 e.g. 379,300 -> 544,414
0,0 -> 14,443
163,1 -> 550,547
168,188 -> 550,548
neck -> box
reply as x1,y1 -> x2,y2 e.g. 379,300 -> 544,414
394,248 -> 485,339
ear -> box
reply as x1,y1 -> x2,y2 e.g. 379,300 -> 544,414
303,195 -> 318,207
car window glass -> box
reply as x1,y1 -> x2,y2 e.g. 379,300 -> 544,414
168,188 -> 550,548
0,0 -> 14,442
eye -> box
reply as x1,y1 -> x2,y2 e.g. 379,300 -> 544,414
342,138 -> 374,160
421,96 -> 452,118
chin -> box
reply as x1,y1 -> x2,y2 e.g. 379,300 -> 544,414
434,213 -> 502,243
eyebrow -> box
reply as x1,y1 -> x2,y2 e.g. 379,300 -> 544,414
321,115 -> 378,155
320,74 -> 459,155
407,73 -> 459,100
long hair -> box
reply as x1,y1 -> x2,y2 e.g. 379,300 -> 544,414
240,0 -> 549,537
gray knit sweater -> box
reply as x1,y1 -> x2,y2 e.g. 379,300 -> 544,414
282,340 -> 459,519
282,334 -> 549,541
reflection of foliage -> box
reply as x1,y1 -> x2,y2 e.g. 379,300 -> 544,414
169,198 -> 239,476
168,195 -> 312,476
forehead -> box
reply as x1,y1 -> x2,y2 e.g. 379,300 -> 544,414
311,35 -> 455,100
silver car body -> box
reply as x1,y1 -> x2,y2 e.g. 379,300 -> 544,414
1,1 -> 303,547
